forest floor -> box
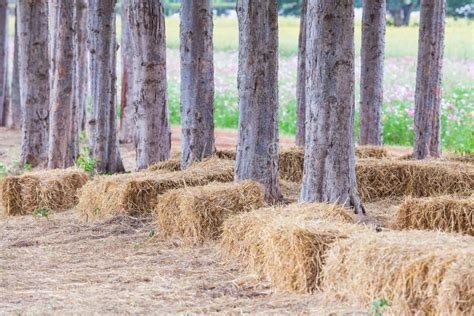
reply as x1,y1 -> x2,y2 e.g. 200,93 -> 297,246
0,127 -> 407,313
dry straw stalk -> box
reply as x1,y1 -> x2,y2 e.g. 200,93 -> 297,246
154,180 -> 264,244
394,195 -> 474,235
221,202 -> 365,293
1,168 -> 89,215
77,158 -> 234,218
321,230 -> 474,315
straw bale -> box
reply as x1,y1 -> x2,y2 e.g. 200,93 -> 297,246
154,180 -> 264,244
146,158 -> 182,172
357,159 -> 474,201
446,153 -> 474,164
77,158 -> 234,218
438,252 -> 474,315
278,146 -> 390,182
221,202 -> 362,293
394,195 -> 474,235
215,149 -> 237,160
279,147 -> 305,182
355,145 -> 389,159
1,169 -> 89,215
321,230 -> 474,315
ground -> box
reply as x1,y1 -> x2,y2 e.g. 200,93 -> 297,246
0,127 -> 404,314
0,211 -> 370,314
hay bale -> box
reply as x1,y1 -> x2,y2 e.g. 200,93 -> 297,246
154,180 -> 264,244
438,252 -> 474,315
221,202 -> 362,293
279,146 -> 392,182
357,159 -> 474,202
215,149 -> 237,160
321,230 -> 474,315
146,158 -> 182,172
1,169 -> 89,216
446,153 -> 474,164
279,147 -> 305,182
394,195 -> 474,235
355,145 -> 389,159
77,157 -> 235,218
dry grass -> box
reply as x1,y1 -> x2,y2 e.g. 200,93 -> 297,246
1,169 -> 89,216
154,180 -> 264,244
394,195 -> 474,235
321,230 -> 474,315
357,159 -> 474,202
77,158 -> 234,218
221,203 -> 366,293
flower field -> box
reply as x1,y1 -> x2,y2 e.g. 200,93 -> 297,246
124,16 -> 474,153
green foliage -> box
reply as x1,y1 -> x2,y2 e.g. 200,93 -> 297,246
147,229 -> 156,239
76,145 -> 96,174
373,298 -> 390,316
0,163 -> 6,177
33,207 -> 49,219
23,163 -> 32,172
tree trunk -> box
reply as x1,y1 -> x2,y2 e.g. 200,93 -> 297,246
389,9 -> 403,26
180,0 -> 215,168
87,0 -> 124,173
127,0 -> 171,170
413,0 -> 445,159
48,1 -> 75,169
17,0 -> 50,167
402,3 -> 414,25
0,0 -> 7,127
69,0 -> 88,165
235,0 -> 282,203
300,0 -> 364,215
359,0 -> 385,146
9,7 -> 21,129
295,0 -> 307,146
119,0 -> 135,144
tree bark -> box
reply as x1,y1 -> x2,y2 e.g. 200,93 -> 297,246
300,0 -> 364,215
235,0 -> 282,203
295,0 -> 307,146
180,0 -> 215,168
119,0 -> 135,144
413,0 -> 445,159
127,0 -> 171,170
9,7 -> 21,129
0,0 -> 8,127
359,0 -> 385,146
87,0 -> 124,173
48,1 -> 75,169
17,0 -> 50,167
69,0 -> 88,165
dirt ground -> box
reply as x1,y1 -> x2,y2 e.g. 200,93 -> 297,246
0,127 -> 405,313
0,210 -> 377,314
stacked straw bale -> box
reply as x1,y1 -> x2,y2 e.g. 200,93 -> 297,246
394,195 -> 474,235
321,230 -> 474,315
77,158 -> 234,218
1,169 -> 89,215
154,180 -> 264,244
357,159 -> 474,201
221,203 -> 366,293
